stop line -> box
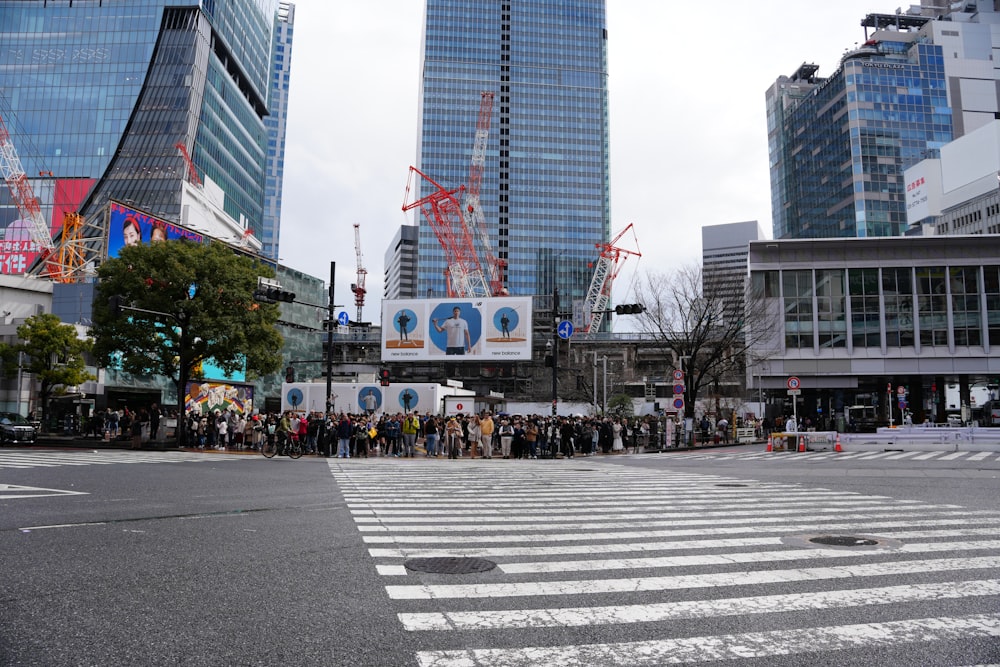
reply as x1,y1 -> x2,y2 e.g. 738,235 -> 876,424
330,459 -> 1000,666
0,449 -> 245,470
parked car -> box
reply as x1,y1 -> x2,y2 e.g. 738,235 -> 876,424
0,412 -> 37,445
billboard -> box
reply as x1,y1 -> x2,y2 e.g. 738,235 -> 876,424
106,200 -> 203,259
185,381 -> 254,417
381,297 -> 533,362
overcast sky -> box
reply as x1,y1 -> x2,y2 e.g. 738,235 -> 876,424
278,0 -> 888,320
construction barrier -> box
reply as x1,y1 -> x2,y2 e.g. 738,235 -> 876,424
767,431 -> 841,452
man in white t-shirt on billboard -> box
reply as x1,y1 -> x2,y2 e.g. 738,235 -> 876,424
433,306 -> 471,355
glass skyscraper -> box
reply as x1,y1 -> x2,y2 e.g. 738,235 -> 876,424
415,0 -> 610,302
767,15 -> 952,240
0,0 -> 289,265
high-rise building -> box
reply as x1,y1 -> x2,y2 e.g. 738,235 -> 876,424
261,1 -> 296,261
384,225 -> 419,300
0,0 -> 291,268
767,3 -> 1000,241
702,221 -> 764,324
413,0 -> 610,302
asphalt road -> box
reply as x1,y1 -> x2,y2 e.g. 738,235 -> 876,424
1,446 -> 998,666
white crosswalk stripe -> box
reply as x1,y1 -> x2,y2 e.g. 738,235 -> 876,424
630,448 -> 1000,462
0,449 -> 245,470
329,459 -> 1000,666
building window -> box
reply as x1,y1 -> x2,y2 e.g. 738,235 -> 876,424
916,267 -> 948,346
950,266 -> 981,346
849,268 -> 880,347
816,269 -> 846,348
984,266 -> 1000,346
883,268 -> 914,347
782,270 -> 813,349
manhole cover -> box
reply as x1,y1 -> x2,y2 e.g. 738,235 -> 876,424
715,483 -> 748,487
810,535 -> 879,547
403,557 -> 497,574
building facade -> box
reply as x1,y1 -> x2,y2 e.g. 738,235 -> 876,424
413,0 -> 610,302
767,4 -> 1000,242
384,225 -> 419,300
702,221 -> 764,324
747,236 -> 1000,427
261,1 -> 296,261
0,0 -> 292,267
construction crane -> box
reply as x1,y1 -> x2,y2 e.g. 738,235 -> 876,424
0,112 -> 56,273
350,223 -> 367,323
462,91 -> 506,295
402,166 -> 490,298
175,142 -> 202,188
583,223 -> 642,334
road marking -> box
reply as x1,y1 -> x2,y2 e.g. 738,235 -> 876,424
386,555 -> 1000,600
399,579 -> 1000,631
0,483 -> 88,499
413,614 -> 1000,666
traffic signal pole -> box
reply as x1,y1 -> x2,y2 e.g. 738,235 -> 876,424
326,261 -> 335,416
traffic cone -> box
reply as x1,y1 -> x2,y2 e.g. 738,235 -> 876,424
798,435 -> 806,453
765,434 -> 773,452
834,433 -> 843,453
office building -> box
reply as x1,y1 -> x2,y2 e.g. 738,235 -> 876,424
413,0 -> 609,301
261,1 -> 296,261
767,3 -> 1000,241
0,0 -> 292,271
702,221 -> 764,324
384,225 -> 419,300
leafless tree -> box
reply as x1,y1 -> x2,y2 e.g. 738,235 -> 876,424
632,263 -> 777,419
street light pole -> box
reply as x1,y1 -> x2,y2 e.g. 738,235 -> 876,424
326,261 -> 335,416
551,287 -> 559,416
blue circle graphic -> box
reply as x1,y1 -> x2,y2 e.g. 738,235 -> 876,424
398,389 -> 419,411
493,307 -> 519,335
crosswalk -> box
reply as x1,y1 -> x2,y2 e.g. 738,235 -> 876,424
634,447 -> 1000,463
331,459 -> 1000,666
0,449 -> 245,470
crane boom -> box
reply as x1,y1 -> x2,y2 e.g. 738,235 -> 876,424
0,113 -> 55,258
584,223 -> 641,334
350,223 -> 367,323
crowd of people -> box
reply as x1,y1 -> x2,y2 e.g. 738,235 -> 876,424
178,409 -> 670,459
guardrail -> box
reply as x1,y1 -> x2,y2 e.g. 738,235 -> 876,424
767,431 -> 840,452
843,426 -> 1000,451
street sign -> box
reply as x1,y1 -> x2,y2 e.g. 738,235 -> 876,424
557,320 -> 574,340
787,389 -> 801,396
672,369 -> 684,381
338,311 -> 350,326
786,376 -> 801,390
672,397 -> 685,410
673,384 -> 685,395
897,385 -> 906,395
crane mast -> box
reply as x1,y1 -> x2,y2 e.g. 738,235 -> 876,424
350,223 -> 367,323
584,223 -> 641,334
0,113 -> 55,262
462,91 -> 505,295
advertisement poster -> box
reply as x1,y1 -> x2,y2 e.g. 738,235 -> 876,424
0,177 -> 93,275
185,381 -> 254,416
381,296 -> 532,362
106,200 -> 203,259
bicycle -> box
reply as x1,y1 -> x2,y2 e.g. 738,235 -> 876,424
261,431 -> 303,459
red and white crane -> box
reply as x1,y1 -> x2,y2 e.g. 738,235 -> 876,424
0,112 -> 55,266
350,223 -> 367,323
462,91 -> 505,295
583,223 -> 641,334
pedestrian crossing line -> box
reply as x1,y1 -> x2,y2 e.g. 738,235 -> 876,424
0,451 -> 245,470
412,613 -> 1000,667
968,450 -> 996,460
883,450 -> 924,460
385,555 -> 1000,600
658,449 -> 1000,462
399,579 -> 1000,631
362,514 -> 1000,545
370,526 -> 1000,559
496,538 -> 1000,575
352,504 -> 980,533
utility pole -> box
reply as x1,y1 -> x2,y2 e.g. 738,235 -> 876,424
551,287 -> 559,416
326,261 -> 335,416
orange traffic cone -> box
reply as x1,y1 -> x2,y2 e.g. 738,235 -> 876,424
798,435 -> 806,453
765,434 -> 773,452
834,433 -> 843,453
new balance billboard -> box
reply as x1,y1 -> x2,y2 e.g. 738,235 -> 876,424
381,297 -> 533,362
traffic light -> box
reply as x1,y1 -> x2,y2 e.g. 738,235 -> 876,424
614,303 -> 645,315
253,286 -> 296,303
108,294 -> 124,318
379,368 -> 391,387
285,365 -> 295,384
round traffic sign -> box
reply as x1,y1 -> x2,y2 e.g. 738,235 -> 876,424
673,384 -> 685,395
897,385 -> 905,395
786,376 -> 801,390
338,311 -> 350,326
557,320 -> 574,340
672,397 -> 685,410
672,369 -> 684,381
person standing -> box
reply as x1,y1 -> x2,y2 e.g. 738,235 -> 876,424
498,419 -> 514,459
525,419 -> 539,458
424,416 -> 439,457
336,414 -> 353,458
467,415 -> 482,458
445,416 -> 463,459
479,412 -> 495,458
402,411 -> 420,457
149,403 -> 162,443
612,418 -> 624,453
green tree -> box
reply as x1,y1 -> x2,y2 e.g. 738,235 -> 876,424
90,240 -> 284,446
6,314 -> 95,428
608,393 -> 634,417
